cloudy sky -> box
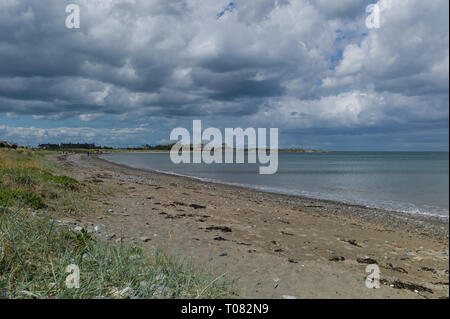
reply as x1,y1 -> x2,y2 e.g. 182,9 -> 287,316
0,0 -> 448,150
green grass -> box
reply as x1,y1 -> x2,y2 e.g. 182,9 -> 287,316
0,149 -> 89,213
0,149 -> 235,299
0,207 -> 233,299
0,189 -> 45,209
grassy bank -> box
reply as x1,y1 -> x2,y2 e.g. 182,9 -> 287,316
0,149 -> 234,299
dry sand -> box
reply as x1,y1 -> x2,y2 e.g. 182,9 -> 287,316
50,153 -> 449,299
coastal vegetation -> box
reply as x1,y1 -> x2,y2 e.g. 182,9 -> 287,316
0,149 -> 234,299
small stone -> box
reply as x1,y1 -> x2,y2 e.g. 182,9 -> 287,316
74,226 -> 83,232
112,286 -> 133,298
140,236 -> 151,242
94,226 -> 101,232
282,295 -> 298,299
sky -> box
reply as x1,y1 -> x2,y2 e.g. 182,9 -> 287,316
0,0 -> 448,150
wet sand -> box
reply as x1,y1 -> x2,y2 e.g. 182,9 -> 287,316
50,153 -> 449,299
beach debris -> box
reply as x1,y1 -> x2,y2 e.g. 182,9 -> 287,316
205,226 -> 232,233
282,295 -> 298,299
73,226 -> 83,232
94,225 -> 101,232
327,249 -> 335,255
275,217 -> 290,224
173,201 -> 185,206
357,257 -> 377,264
237,242 -> 251,246
280,231 -> 294,236
108,208 -> 113,213
189,204 -> 206,209
379,262 -> 408,274
421,267 -> 437,274
380,279 -> 433,294
139,236 -> 151,242
219,252 -> 228,257
213,236 -> 229,241
343,239 -> 362,247
329,256 -> 345,262
288,259 -> 298,263
432,281 -> 449,286
273,278 -> 281,283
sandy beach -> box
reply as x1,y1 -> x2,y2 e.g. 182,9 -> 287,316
50,153 -> 449,299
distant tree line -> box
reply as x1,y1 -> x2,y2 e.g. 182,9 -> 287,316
0,141 -> 18,149
126,143 -> 176,151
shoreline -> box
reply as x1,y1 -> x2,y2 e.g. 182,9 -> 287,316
52,153 -> 449,298
98,153 -> 449,227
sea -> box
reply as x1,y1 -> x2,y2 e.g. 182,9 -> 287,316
101,152 -> 449,218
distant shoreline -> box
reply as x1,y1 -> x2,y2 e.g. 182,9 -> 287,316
98,149 -> 328,154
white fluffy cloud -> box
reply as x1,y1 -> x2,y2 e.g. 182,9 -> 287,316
0,0 -> 448,148
0,124 -> 153,146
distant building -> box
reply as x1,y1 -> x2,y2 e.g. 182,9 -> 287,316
38,143 -> 59,150
60,143 -> 96,149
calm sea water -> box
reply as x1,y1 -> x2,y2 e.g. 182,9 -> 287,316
101,152 -> 449,217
